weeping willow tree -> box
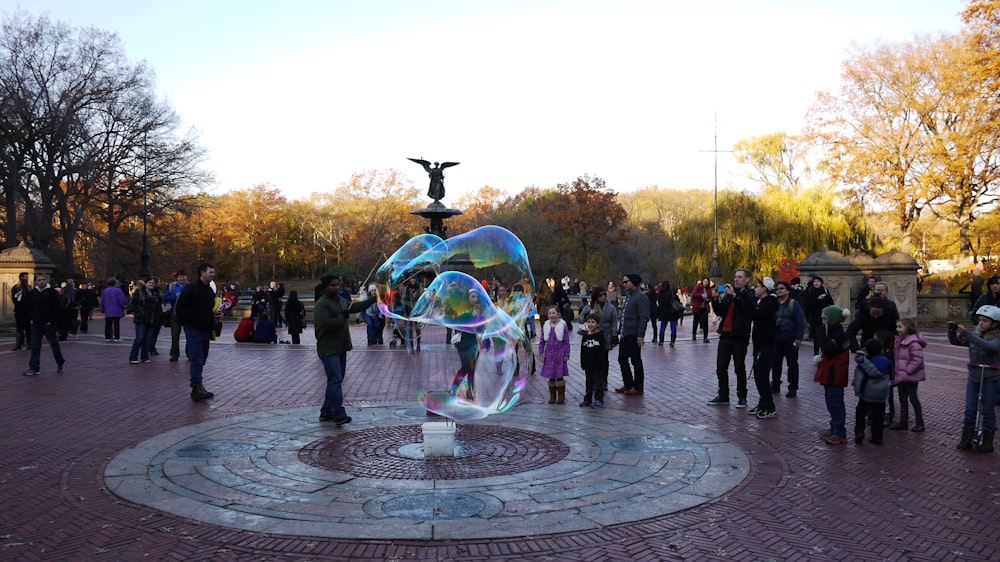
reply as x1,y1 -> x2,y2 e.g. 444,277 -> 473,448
673,186 -> 878,283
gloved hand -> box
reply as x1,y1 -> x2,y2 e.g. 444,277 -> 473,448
813,354 -> 823,364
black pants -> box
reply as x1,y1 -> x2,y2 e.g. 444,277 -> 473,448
856,400 -> 885,442
752,344 -> 776,411
617,335 -> 645,391
716,335 -> 748,400
692,310 -> 709,340
771,339 -> 800,391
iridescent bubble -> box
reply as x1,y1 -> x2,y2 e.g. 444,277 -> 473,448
375,226 -> 535,421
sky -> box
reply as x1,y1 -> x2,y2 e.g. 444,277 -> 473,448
5,0 -> 968,204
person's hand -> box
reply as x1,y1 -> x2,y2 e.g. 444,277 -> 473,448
956,325 -> 967,336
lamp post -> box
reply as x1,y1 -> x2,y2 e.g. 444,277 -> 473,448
700,114 -> 729,283
139,139 -> 152,278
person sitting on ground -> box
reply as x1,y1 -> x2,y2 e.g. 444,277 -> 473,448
234,316 -> 255,342
251,310 -> 278,343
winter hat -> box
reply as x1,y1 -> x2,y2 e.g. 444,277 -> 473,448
823,305 -> 849,325
625,273 -> 642,287
761,277 -> 775,291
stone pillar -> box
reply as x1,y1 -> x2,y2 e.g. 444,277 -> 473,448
0,243 -> 57,324
798,249 -> 861,310
870,250 -> 920,319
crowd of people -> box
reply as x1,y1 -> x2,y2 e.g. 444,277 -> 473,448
11,267 -> 998,452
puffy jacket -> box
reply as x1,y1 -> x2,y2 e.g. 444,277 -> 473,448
853,355 -> 891,402
100,286 -> 127,318
815,325 -> 850,387
893,333 -> 927,383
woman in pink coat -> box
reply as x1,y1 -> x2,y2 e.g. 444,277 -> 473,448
891,317 -> 927,432
539,305 -> 571,404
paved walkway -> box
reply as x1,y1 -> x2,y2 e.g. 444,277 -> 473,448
1,319 -> 997,561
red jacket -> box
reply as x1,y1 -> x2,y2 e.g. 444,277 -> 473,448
815,326 -> 850,387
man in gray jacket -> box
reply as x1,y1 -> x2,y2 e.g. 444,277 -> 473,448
615,273 -> 650,395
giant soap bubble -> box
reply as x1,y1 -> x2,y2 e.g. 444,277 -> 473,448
376,226 -> 535,421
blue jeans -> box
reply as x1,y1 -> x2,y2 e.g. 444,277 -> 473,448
824,384 -> 846,438
183,327 -> 211,385
320,353 -> 348,419
964,375 -> 999,431
617,335 -> 644,390
129,323 -> 155,361
29,322 -> 64,371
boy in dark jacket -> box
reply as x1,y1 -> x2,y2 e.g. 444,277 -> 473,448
853,338 -> 892,445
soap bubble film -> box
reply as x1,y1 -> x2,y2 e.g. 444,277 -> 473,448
376,226 -> 535,421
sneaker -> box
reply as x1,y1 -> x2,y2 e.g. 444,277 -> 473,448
22,369 -> 39,376
825,435 -> 848,445
142,359 -> 152,363
56,363 -> 64,373
748,406 -> 760,415
756,409 -> 778,419
591,401 -> 604,409
707,396 -> 729,405
579,401 -> 592,407
320,415 -> 352,426
130,360 -> 140,364
736,398 -> 747,408
785,390 -> 797,398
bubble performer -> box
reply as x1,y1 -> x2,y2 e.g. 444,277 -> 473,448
376,226 -> 535,421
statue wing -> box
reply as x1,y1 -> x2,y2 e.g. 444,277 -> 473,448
440,162 -> 460,169
408,158 -> 432,172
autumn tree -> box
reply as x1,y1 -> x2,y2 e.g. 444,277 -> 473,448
806,33 -> 1000,256
732,132 -> 808,193
334,170 -> 423,281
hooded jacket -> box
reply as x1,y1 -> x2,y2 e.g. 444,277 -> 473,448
893,332 -> 927,383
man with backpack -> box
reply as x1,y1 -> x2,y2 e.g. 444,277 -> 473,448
771,280 -> 805,398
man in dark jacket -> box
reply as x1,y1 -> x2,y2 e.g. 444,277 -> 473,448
771,280 -> 805,397
174,263 -> 220,401
709,268 -> 756,407
24,272 -> 65,376
615,273 -> 650,395
314,274 -> 377,424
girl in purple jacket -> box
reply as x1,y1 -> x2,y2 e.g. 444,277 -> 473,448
891,317 -> 927,432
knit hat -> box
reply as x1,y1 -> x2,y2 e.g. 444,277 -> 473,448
625,273 -> 642,286
823,305 -> 849,325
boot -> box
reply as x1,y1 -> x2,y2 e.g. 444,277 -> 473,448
547,380 -> 557,404
669,333 -> 676,347
191,383 -> 215,401
555,379 -> 566,404
956,426 -> 975,450
980,429 -> 995,453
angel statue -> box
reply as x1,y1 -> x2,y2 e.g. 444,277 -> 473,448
408,158 -> 460,202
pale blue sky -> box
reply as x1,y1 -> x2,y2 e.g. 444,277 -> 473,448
6,1 -> 966,202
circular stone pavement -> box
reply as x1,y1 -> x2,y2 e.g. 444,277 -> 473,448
104,403 -> 749,541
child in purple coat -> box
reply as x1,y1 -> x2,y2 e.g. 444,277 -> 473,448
539,305 -> 571,404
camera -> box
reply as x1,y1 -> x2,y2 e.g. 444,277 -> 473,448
948,321 -> 958,336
